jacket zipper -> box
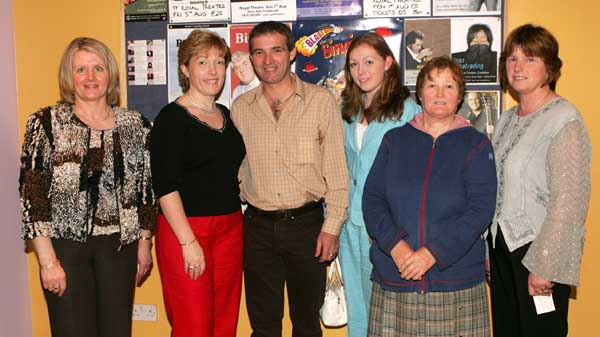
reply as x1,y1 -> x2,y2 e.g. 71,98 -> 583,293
419,141 -> 436,293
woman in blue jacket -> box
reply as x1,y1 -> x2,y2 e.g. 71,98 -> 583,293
338,32 -> 419,337
363,56 -> 497,337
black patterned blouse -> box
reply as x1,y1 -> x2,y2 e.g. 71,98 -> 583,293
19,102 -> 156,246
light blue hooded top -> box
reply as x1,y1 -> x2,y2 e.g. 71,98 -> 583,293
343,97 -> 420,227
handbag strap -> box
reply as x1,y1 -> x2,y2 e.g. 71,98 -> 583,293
328,258 -> 343,285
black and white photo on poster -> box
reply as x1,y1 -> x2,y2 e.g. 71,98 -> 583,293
403,18 -> 451,86
451,17 -> 501,84
231,0 -> 296,23
127,39 -> 167,85
433,0 -> 501,16
168,0 -> 230,23
167,24 -> 231,107
456,90 -> 500,138
363,0 -> 430,18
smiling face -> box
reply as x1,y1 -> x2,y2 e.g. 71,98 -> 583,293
232,54 -> 255,85
505,46 -> 550,96
408,38 -> 424,54
180,47 -> 227,98
72,50 -> 109,104
348,43 -> 392,101
249,32 -> 296,85
420,68 -> 462,122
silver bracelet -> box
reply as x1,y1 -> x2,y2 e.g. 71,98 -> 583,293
40,259 -> 60,270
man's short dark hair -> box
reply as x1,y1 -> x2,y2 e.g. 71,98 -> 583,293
249,21 -> 294,52
466,24 -> 494,45
405,30 -> 425,46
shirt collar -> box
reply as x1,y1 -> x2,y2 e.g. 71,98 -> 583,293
250,72 -> 305,104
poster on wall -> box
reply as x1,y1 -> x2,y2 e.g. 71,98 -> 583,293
363,0 -> 430,19
167,24 -> 231,107
231,0 -> 296,23
127,39 -> 168,85
296,0 -> 362,18
293,18 -> 403,104
125,0 -> 168,21
169,0 -> 230,23
450,17 -> 501,84
457,90 -> 500,138
403,18 -> 451,85
229,24 -> 260,103
433,0 -> 501,16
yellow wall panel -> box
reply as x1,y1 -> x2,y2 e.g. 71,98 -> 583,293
13,0 -> 600,336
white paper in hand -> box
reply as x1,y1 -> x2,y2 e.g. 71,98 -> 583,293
533,294 -> 556,314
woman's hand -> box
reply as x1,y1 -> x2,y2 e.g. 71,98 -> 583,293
32,237 -> 66,296
399,246 -> 436,281
528,272 -> 554,296
40,260 -> 67,297
136,237 -> 153,285
182,239 -> 205,280
390,240 -> 414,271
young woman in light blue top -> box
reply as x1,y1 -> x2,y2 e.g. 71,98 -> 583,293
339,32 -> 419,337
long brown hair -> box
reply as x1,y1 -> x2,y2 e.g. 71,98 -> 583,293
341,32 -> 410,123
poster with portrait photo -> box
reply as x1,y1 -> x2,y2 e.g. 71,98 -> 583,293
296,0 -> 362,18
293,18 -> 403,104
231,0 -> 296,23
127,39 -> 167,85
450,17 -> 501,84
456,90 -> 500,138
167,24 -> 231,107
403,18 -> 451,86
363,0 -> 430,19
433,0 -> 501,16
229,24 -> 260,103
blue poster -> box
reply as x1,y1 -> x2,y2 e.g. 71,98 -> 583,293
293,18 -> 403,103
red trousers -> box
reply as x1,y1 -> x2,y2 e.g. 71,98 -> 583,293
156,211 -> 243,337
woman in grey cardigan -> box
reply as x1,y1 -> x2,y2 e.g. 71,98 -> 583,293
488,24 -> 591,337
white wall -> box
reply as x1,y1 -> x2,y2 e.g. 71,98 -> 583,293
0,0 -> 32,336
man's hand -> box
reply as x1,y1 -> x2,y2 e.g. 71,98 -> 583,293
315,231 -> 339,263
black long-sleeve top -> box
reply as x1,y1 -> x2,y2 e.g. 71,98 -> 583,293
150,101 -> 245,216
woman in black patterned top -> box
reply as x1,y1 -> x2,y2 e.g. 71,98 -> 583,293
150,30 -> 245,337
19,37 -> 155,337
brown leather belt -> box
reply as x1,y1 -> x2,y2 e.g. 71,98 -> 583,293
247,199 -> 324,219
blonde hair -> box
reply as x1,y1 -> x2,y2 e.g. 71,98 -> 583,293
58,37 -> 120,105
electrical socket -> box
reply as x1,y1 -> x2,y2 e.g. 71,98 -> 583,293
132,304 -> 157,321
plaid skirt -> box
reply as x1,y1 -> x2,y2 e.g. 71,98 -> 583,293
368,282 -> 490,337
